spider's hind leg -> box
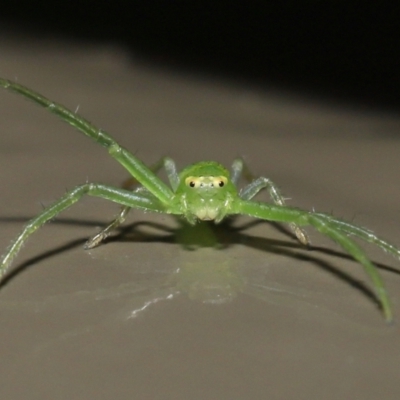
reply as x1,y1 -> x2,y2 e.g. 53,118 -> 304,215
232,158 -> 309,246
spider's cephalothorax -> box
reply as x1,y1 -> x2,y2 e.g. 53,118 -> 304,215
172,161 -> 238,224
1,77 -> 400,322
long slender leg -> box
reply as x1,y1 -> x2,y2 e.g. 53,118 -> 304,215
85,157 -> 180,249
328,219 -> 400,257
232,158 -> 309,245
0,184 -> 165,279
84,205 -> 132,249
0,79 -> 174,204
237,200 -> 395,321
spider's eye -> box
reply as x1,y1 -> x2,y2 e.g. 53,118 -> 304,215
216,176 -> 228,187
186,177 -> 200,188
185,175 -> 227,188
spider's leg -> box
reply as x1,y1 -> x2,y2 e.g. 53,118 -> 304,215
85,176 -> 137,250
0,184 -> 166,279
313,215 -> 400,261
121,157 -> 179,191
230,158 -> 245,185
237,200 -> 393,321
0,79 -> 174,204
233,158 -> 309,246
85,157 -> 180,249
307,212 -> 392,321
162,157 -> 180,191
84,205 -> 132,249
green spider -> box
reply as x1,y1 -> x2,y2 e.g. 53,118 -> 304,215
0,78 -> 399,322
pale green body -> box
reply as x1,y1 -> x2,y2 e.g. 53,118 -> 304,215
171,162 -> 238,223
0,77 -> 399,322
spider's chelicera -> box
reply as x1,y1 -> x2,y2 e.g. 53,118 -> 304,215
0,78 -> 399,322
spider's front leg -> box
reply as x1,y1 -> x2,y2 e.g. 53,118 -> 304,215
0,184 -> 166,279
85,157 -> 179,249
237,199 -> 398,321
231,158 -> 309,246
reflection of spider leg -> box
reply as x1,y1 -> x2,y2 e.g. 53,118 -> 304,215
232,158 -> 309,246
85,157 -> 179,249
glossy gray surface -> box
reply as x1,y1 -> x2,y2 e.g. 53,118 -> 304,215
1,38 -> 400,399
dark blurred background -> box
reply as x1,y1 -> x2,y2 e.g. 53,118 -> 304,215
1,1 -> 399,109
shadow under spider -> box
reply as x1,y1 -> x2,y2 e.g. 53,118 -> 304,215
0,214 -> 398,311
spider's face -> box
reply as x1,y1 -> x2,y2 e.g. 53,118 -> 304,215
174,161 -> 238,222
183,175 -> 230,221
